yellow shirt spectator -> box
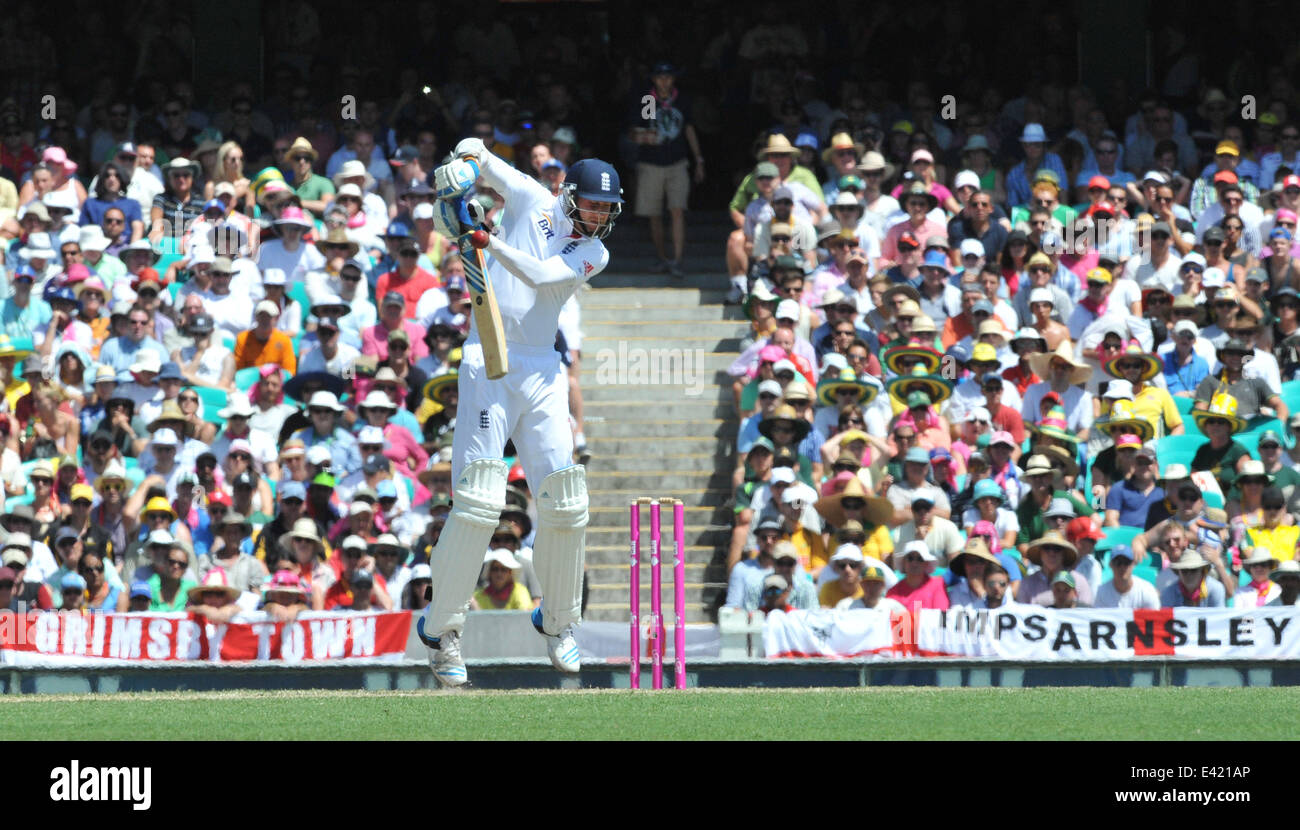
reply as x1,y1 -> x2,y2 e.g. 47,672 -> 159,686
1248,524 -> 1299,563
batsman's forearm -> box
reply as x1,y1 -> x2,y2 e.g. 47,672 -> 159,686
486,235 -> 575,287
473,148 -> 550,206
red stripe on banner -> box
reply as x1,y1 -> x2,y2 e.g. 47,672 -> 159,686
1132,608 -> 1176,656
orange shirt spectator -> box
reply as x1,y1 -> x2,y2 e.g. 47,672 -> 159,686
235,301 -> 297,373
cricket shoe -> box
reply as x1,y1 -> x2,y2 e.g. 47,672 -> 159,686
648,259 -> 672,274
532,606 -> 580,674
417,616 -> 467,688
668,260 -> 685,278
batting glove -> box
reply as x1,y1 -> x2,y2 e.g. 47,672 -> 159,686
434,157 -> 480,200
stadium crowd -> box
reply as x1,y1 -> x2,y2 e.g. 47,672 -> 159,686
0,4 -> 618,621
723,59 -> 1300,618
0,1 -> 1298,632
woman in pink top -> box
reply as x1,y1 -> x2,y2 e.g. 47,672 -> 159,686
357,390 -> 429,476
886,540 -> 950,610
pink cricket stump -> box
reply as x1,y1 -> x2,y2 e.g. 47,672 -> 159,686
650,500 -> 664,690
672,499 -> 686,690
629,501 -> 641,690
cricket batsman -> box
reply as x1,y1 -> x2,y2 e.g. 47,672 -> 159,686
417,136 -> 623,687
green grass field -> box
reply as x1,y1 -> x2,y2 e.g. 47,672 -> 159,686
4,687 -> 1293,740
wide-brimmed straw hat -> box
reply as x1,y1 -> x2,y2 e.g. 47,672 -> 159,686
813,476 -> 892,528
757,404 -> 812,443
1025,530 -> 1079,568
1028,341 -> 1092,386
821,131 -> 865,164
949,535 -> 1000,578
756,134 -> 800,160
283,137 -> 319,164
314,226 -> 360,259
186,568 -> 241,604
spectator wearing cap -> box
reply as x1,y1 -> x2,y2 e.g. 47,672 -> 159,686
363,291 -> 429,363
375,223 -> 441,319
1015,530 -> 1094,606
1240,486 -> 1298,566
234,301 -> 297,373
725,514 -> 785,607
1195,175 -> 1265,256
1228,311 -> 1281,393
1160,317 -> 1210,396
895,489 -> 963,567
885,447 -> 952,527
295,315 -> 358,378
882,181 -> 948,264
290,391 -> 362,477
1250,430 -> 1300,514
325,535 -> 394,610
838,563 -> 906,614
1091,544 -> 1159,609
886,540 -> 950,610
1190,140 -> 1259,220
253,479 -> 308,564
0,262 -> 52,346
754,197 -> 820,280
171,308 -> 235,391
916,248 -> 962,326
962,478 -> 1021,551
3,533 -> 55,610
727,438 -> 778,572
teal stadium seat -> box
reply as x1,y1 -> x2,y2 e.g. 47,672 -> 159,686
1155,434 -> 1207,470
194,387 -> 229,429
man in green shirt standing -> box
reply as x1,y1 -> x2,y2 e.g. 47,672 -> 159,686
284,137 -> 335,219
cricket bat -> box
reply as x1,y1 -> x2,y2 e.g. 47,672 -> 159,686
459,215 -> 509,380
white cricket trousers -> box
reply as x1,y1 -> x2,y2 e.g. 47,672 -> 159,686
452,340 -> 574,482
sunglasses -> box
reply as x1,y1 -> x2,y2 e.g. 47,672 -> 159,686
167,558 -> 188,567
835,560 -> 863,570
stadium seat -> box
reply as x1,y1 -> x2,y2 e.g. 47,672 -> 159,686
194,387 -> 229,428
1102,526 -> 1140,549
288,283 -> 312,315
1282,380 -> 1300,418
1155,434 -> 1207,470
1173,396 -> 1195,417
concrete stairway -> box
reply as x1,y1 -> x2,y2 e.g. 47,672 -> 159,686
579,213 -> 745,624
